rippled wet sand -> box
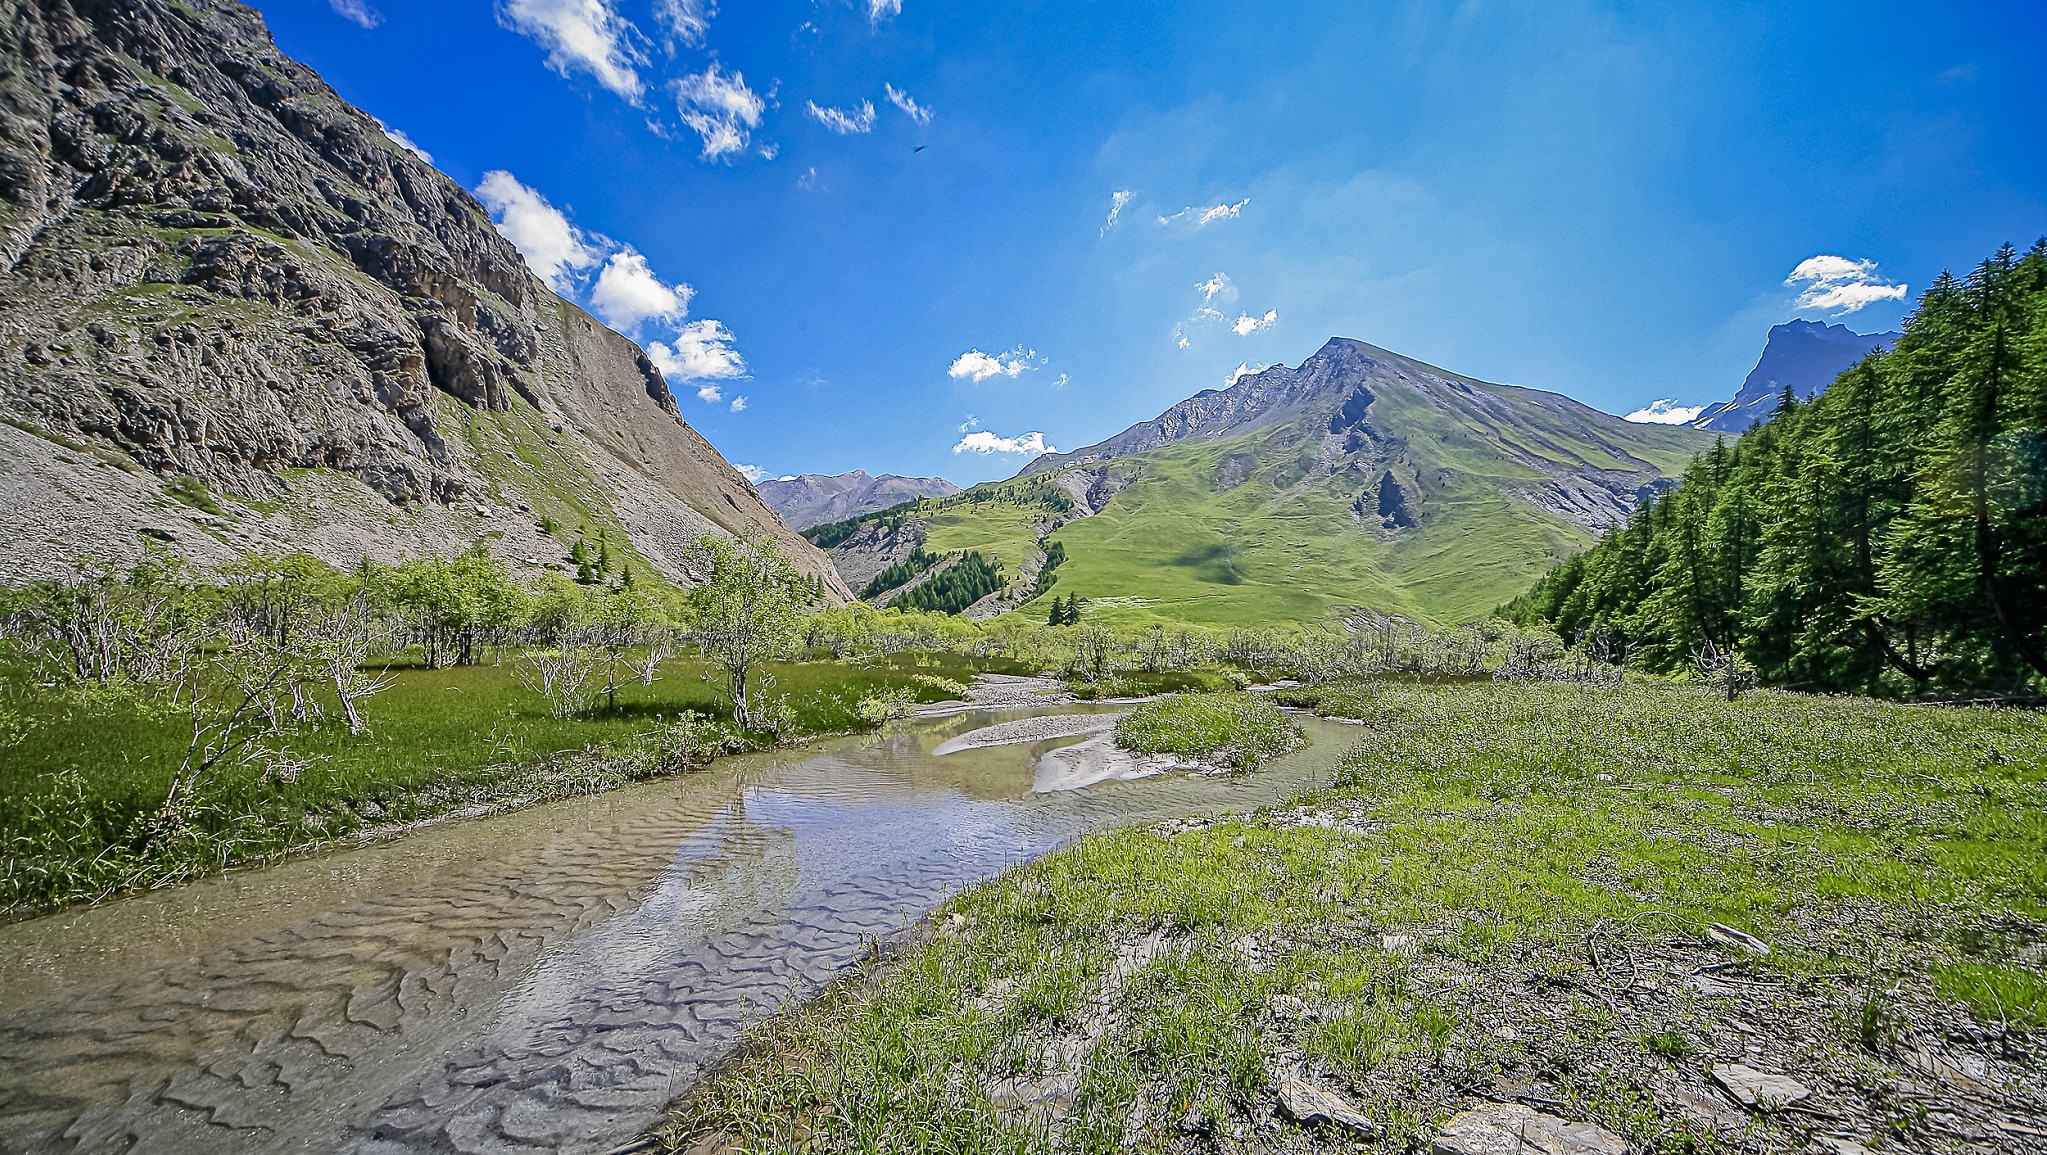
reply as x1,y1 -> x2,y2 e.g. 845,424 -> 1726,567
0,707 -> 1357,1154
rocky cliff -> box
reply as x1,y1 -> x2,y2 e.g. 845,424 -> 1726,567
0,0 -> 846,595
1690,319 -> 1900,433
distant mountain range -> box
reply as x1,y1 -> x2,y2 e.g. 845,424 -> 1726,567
812,337 -> 1715,625
1690,320 -> 1901,432
757,470 -> 961,530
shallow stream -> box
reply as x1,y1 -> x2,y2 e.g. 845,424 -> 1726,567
0,706 -> 1359,1154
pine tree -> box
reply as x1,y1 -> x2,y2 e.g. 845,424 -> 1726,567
1505,238 -> 2047,698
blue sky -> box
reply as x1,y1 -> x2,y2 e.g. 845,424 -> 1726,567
254,1 -> 2046,484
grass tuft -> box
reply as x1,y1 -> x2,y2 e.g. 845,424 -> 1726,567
1112,692 -> 1304,770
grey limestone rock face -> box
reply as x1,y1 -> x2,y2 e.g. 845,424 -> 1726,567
0,0 -> 844,594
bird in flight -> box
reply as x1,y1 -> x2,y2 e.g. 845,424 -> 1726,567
913,145 -> 927,153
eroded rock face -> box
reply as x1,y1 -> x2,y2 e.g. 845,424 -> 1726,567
0,0 -> 845,594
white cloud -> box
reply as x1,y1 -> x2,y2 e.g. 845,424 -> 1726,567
884,84 -> 933,125
734,463 -> 766,482
798,166 -> 820,191
1052,373 -> 1070,389
376,119 -> 431,164
497,0 -> 647,103
948,347 -> 1040,382
1101,189 -> 1134,235
647,319 -> 748,389
674,64 -> 764,160
1232,308 -> 1278,336
1158,198 -> 1249,228
590,248 -> 692,331
777,474 -> 797,482
1623,399 -> 1709,425
954,430 -> 1057,455
729,396 -> 748,412
656,0 -> 712,46
869,0 -> 903,22
1173,307 -> 1225,349
959,415 -> 980,432
330,0 -> 381,29
475,170 -> 601,292
807,100 -> 877,135
1786,255 -> 1908,314
1228,362 -> 1269,386
1196,271 -> 1234,303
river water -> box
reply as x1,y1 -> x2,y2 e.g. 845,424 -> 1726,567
0,705 -> 1359,1154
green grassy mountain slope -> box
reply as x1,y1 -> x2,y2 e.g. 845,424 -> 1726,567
822,338 -> 1715,625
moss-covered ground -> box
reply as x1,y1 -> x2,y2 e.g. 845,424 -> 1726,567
665,681 -> 2047,1154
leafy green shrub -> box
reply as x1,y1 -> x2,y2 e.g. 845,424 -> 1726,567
855,686 -> 918,725
1113,692 -> 1304,771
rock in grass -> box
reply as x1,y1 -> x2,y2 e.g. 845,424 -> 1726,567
1704,923 -> 1771,955
1710,1063 -> 1812,1111
1276,1075 -> 1383,1137
1432,1104 -> 1630,1155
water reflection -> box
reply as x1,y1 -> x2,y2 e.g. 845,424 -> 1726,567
0,708 -> 1356,1154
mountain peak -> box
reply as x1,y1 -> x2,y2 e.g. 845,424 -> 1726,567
1691,320 -> 1903,432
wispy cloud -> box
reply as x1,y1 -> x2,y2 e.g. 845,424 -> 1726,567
1173,307 -> 1224,349
1101,189 -> 1134,236
1623,399 -> 1708,425
655,0 -> 712,46
475,170 -> 602,291
497,0 -> 647,103
1786,255 -> 1908,314
729,395 -> 748,412
807,100 -> 878,134
959,415 -> 980,432
1196,272 -> 1234,303
673,64 -> 765,160
1228,362 -> 1269,386
948,347 -> 1041,381
1232,309 -> 1278,336
733,463 -> 767,482
884,84 -> 932,125
954,430 -> 1056,455
1158,198 -> 1249,228
591,248 -> 691,330
329,0 -> 381,29
868,0 -> 903,23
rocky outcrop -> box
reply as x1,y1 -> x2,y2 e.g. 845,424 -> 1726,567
0,0 -> 845,595
1691,320 -> 1899,433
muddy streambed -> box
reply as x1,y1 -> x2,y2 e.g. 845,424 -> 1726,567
0,706 -> 1360,1154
